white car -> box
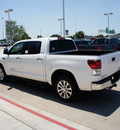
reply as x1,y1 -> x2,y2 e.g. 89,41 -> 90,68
3,42 -> 10,46
0,42 -> 4,46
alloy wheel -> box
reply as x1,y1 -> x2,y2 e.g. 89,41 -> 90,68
57,80 -> 72,99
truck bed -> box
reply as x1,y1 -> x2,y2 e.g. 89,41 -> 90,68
51,50 -> 116,56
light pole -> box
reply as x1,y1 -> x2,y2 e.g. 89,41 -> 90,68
5,9 -> 13,21
63,0 -> 65,37
58,18 -> 63,36
104,12 -> 113,37
5,9 -> 13,44
1,17 -> 4,40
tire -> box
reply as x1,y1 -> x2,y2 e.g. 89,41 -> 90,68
0,66 -> 8,82
54,76 -> 78,102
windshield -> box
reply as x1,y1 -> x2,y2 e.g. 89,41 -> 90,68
49,39 -> 76,53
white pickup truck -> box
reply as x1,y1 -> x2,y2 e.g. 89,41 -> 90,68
0,37 -> 120,101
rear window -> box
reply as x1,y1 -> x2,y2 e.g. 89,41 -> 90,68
49,40 -> 76,53
93,39 -> 111,44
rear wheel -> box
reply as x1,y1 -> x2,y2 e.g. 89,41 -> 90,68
54,76 -> 78,102
0,66 -> 8,82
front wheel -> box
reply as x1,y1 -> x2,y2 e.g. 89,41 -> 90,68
0,66 -> 8,82
54,76 -> 78,102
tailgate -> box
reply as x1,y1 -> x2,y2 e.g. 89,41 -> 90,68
100,51 -> 120,79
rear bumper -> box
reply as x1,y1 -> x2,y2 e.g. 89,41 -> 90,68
92,71 -> 120,90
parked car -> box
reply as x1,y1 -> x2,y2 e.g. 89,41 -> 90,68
1,37 -> 120,101
74,38 -> 120,51
92,38 -> 120,51
3,42 -> 10,46
74,40 -> 94,51
0,42 -> 4,46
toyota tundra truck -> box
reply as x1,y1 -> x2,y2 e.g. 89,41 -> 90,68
0,37 -> 120,101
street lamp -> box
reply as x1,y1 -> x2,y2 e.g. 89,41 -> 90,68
5,9 -> 13,45
5,9 -> 13,21
62,0 -> 65,37
104,12 -> 113,37
1,18 -> 4,40
58,18 -> 63,36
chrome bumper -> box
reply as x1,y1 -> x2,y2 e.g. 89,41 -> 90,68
92,71 -> 120,90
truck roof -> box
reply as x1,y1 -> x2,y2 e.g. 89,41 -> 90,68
16,37 -> 72,43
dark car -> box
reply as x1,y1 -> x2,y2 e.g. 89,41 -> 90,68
74,40 -> 95,51
93,38 -> 120,51
74,38 -> 120,51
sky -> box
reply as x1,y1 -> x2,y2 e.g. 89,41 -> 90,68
0,0 -> 120,39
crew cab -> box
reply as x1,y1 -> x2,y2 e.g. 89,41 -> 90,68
0,37 -> 120,101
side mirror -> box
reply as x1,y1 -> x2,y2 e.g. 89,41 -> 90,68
4,49 -> 9,54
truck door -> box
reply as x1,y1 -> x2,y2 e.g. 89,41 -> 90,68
20,41 -> 45,82
5,42 -> 24,77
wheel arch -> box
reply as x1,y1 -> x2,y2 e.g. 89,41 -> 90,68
0,63 -> 7,75
0,63 -> 8,81
0,63 -> 5,70
51,69 -> 78,88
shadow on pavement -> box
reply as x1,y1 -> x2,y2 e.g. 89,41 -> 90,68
1,78 -> 120,117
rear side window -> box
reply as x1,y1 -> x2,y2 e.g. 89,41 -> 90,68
49,40 -> 76,53
23,41 -> 41,54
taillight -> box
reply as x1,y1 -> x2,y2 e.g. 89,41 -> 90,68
58,37 -> 65,40
88,60 -> 101,76
97,46 -> 102,51
76,46 -> 78,51
88,60 -> 101,69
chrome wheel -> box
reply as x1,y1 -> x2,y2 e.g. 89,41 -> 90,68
57,80 -> 72,99
0,68 -> 4,81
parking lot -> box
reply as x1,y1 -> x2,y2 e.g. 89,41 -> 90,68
0,46 -> 120,130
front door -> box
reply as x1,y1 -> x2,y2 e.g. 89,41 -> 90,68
5,42 -> 24,77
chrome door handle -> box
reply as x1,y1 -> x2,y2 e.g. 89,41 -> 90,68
36,58 -> 42,61
16,57 -> 20,60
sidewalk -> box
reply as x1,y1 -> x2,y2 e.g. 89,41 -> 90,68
0,110 -> 32,130
0,95 -> 92,130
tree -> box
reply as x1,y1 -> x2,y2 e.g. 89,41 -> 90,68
95,34 -> 104,38
74,31 -> 84,39
66,35 -> 74,39
50,34 -> 61,37
22,32 -> 31,40
6,21 -> 31,43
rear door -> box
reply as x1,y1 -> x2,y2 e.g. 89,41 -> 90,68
20,41 -> 45,81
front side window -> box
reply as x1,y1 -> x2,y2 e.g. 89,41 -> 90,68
9,42 -> 24,54
22,41 -> 41,54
